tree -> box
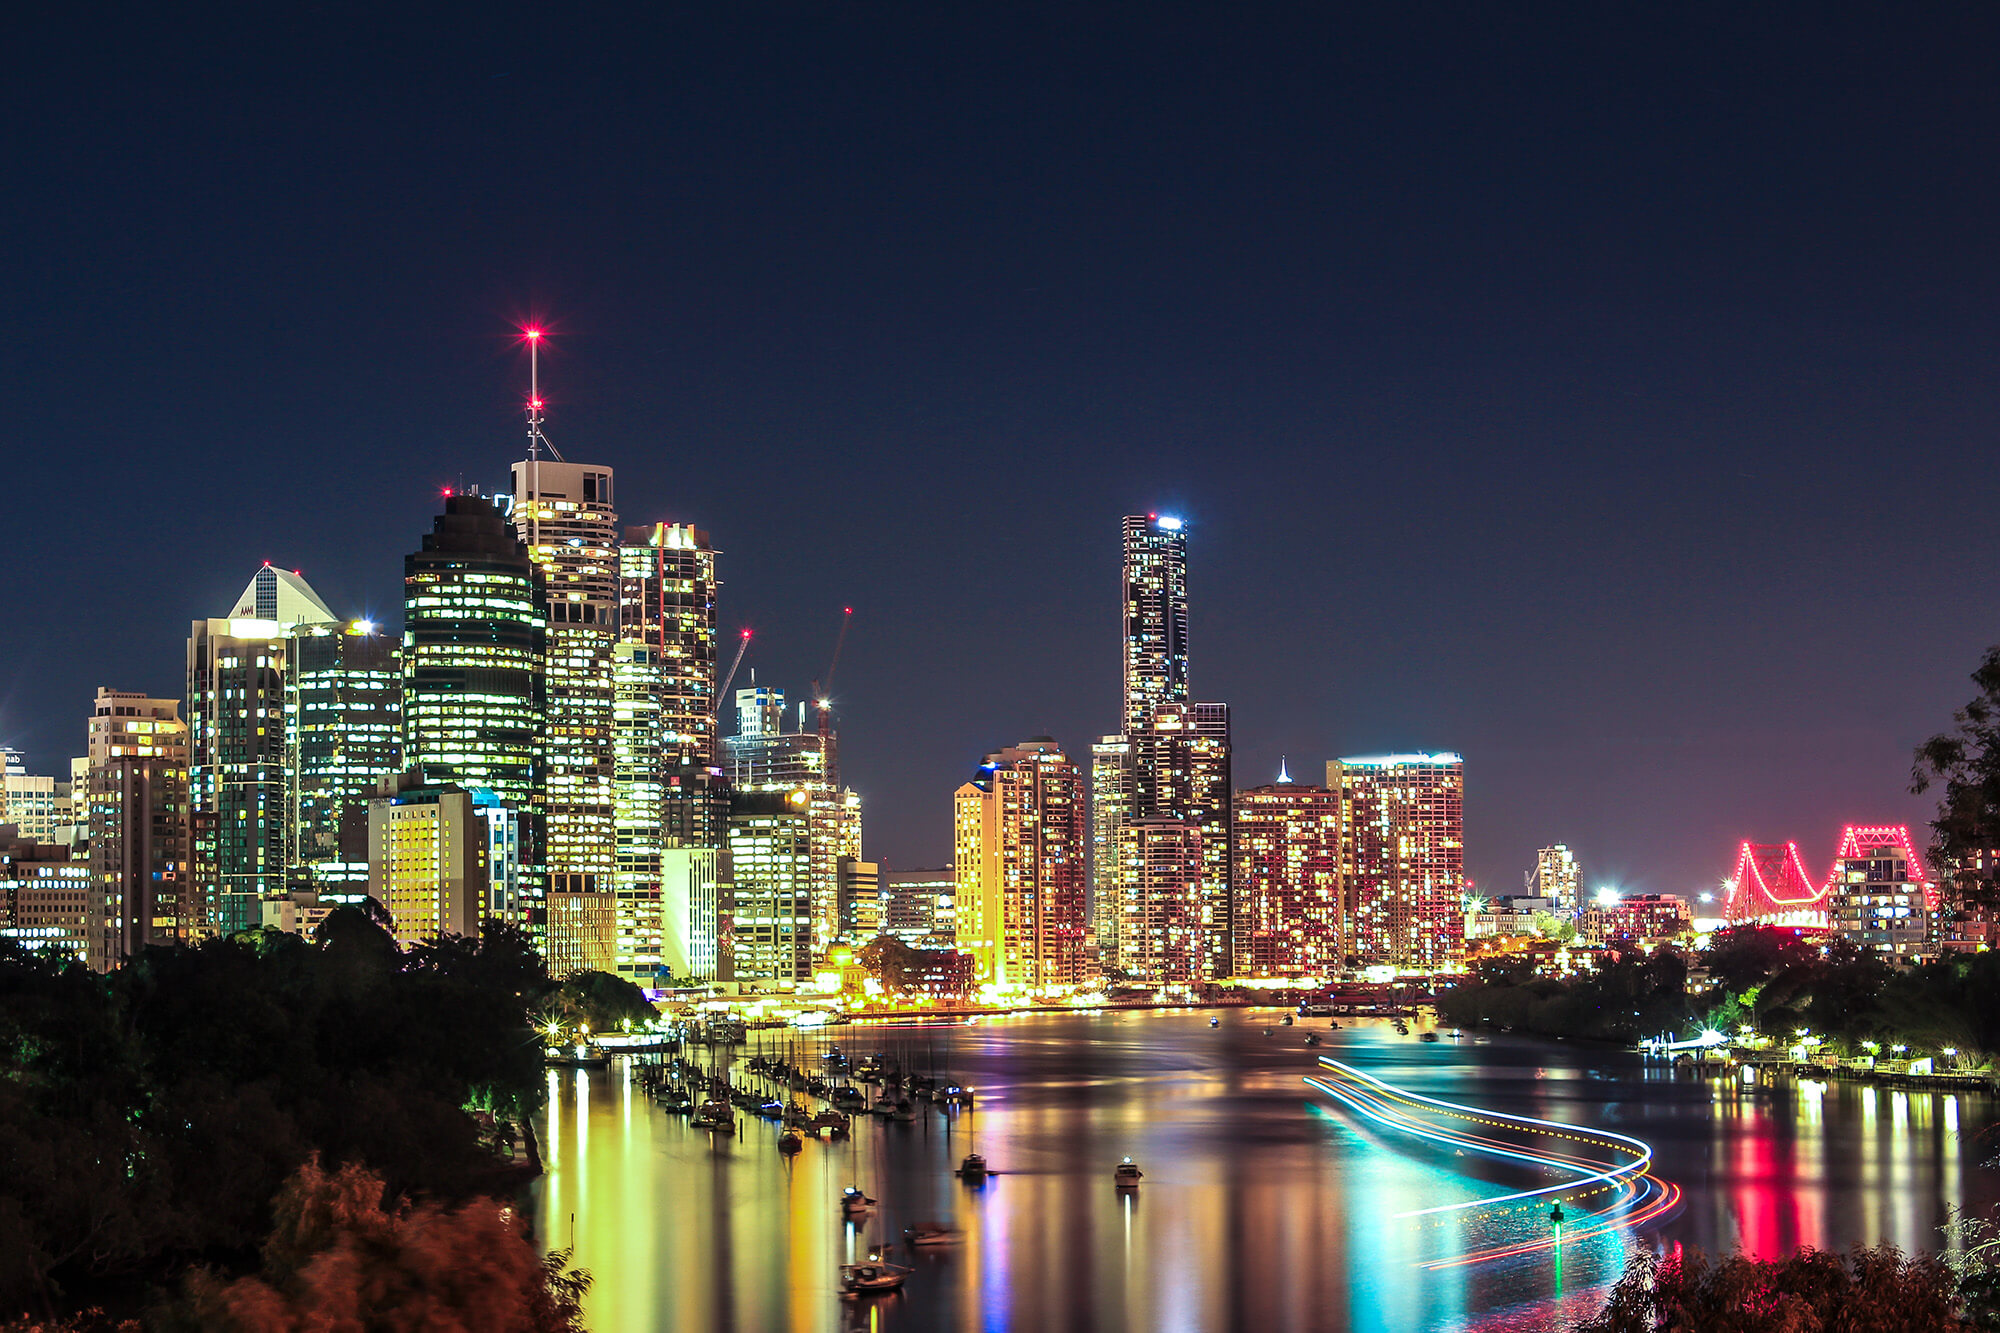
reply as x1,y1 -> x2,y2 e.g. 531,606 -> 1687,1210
1914,647 -> 2000,915
161,1158 -> 589,1332
1575,1245 -> 1968,1332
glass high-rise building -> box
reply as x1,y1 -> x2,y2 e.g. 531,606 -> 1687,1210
512,460 -> 618,900
287,620 -> 400,896
186,566 -> 336,936
1329,754 -> 1466,968
726,788 -> 815,985
1121,514 -> 1189,733
402,493 -> 546,921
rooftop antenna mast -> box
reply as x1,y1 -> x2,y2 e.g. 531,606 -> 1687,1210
523,327 -> 565,463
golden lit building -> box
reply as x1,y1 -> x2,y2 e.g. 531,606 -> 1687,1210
366,777 -> 486,948
954,739 -> 1087,990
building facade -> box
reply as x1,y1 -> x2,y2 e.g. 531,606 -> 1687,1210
401,494 -> 545,924
1,828 -> 93,964
953,739 -> 1088,991
86,689 -> 190,969
1329,754 -> 1466,969
287,619 -> 400,897
726,789 -> 815,987
1533,845 -> 1580,916
366,776 -> 487,948
512,460 -> 618,905
1829,825 -> 1934,962
1232,782 -> 1342,976
1115,818 -> 1204,984
1121,513 -> 1188,732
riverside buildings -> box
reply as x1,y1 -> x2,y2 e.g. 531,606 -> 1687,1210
286,619 -> 401,896
953,739 -> 1087,991
1533,844 -> 1580,915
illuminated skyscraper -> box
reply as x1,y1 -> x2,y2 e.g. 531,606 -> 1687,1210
287,619 -> 400,897
512,460 -> 618,902
1121,514 -> 1188,733
1532,844 -> 1580,915
1128,702 -> 1232,978
723,684 -> 856,952
727,788 -> 815,985
1233,783 -> 1342,976
186,567 -> 336,935
1115,818 -> 1203,984
953,738 -> 1087,991
1328,754 -> 1466,968
402,494 -> 546,921
86,689 -> 189,969
366,775 -> 487,948
1088,735 -> 1132,962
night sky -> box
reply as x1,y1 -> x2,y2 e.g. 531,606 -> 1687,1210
8,4 -> 1999,898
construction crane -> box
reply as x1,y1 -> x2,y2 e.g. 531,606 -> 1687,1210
712,627 -> 753,720
811,607 -> 853,756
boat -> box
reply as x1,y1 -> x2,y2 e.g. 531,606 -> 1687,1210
1298,1002 -> 1336,1018
891,1099 -> 917,1122
871,1098 -> 897,1118
1448,1029 -> 1464,1040
1114,1158 -> 1143,1189
758,1099 -> 785,1120
813,1109 -> 849,1132
1210,1017 -> 1220,1027
692,1099 -> 733,1130
840,1259 -> 913,1296
783,1103 -> 814,1127
1262,1027 -> 1274,1036
778,1129 -> 803,1155
903,1223 -> 961,1247
1420,1031 -> 1440,1043
1303,1033 -> 1321,1046
1281,1015 -> 1294,1026
832,1086 -> 867,1110
959,1153 -> 989,1180
840,1186 -> 875,1217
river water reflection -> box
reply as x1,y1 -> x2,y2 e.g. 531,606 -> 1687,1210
531,1010 -> 2000,1331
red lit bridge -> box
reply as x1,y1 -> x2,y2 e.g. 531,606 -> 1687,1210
1723,825 -> 1934,924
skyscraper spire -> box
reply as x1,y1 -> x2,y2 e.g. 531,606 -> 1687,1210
1277,755 -> 1292,783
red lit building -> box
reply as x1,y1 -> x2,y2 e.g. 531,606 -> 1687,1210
1232,782 -> 1341,976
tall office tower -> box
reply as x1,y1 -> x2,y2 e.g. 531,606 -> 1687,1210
85,690 -> 190,970
1233,783 -> 1343,976
883,867 -> 956,946
954,738 -> 1089,991
1121,514 -> 1188,733
1533,845 -> 1580,915
402,494 -> 546,924
838,856 -> 883,937
726,788 -> 815,986
661,847 -> 723,981
724,687 -> 835,787
809,788 -> 863,948
512,460 -> 618,902
1089,735 -> 1132,964
287,619 -> 400,897
2,764 -> 62,844
1127,702 -> 1233,978
610,639 -> 668,983
1116,818 -> 1204,984
186,567 -> 335,936
1328,754 -> 1466,968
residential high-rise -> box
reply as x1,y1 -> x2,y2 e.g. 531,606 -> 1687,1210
809,788 -> 863,947
1116,818 -> 1203,984
954,739 -> 1088,991
839,856 -> 883,937
86,689 -> 190,969
1533,845 -> 1580,916
1128,702 -> 1232,978
1121,513 -> 1188,733
401,494 -> 546,923
1329,754 -> 1466,968
726,788 -> 815,986
1828,825 -> 1935,962
186,566 -> 336,935
1233,782 -> 1342,976
883,867 -> 956,946
287,619 -> 400,897
512,460 -> 618,902
1089,735 -> 1132,964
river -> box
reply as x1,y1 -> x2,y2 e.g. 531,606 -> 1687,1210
530,1009 -> 2000,1331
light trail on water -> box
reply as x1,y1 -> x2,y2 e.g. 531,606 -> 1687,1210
1305,1058 -> 1679,1269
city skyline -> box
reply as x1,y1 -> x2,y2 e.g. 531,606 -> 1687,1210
6,6 -> 1989,900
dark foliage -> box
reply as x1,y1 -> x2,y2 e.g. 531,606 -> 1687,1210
1575,1244 -> 1968,1331
1437,948 -> 1690,1042
0,913 -> 554,1320
1915,647 -> 2000,910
